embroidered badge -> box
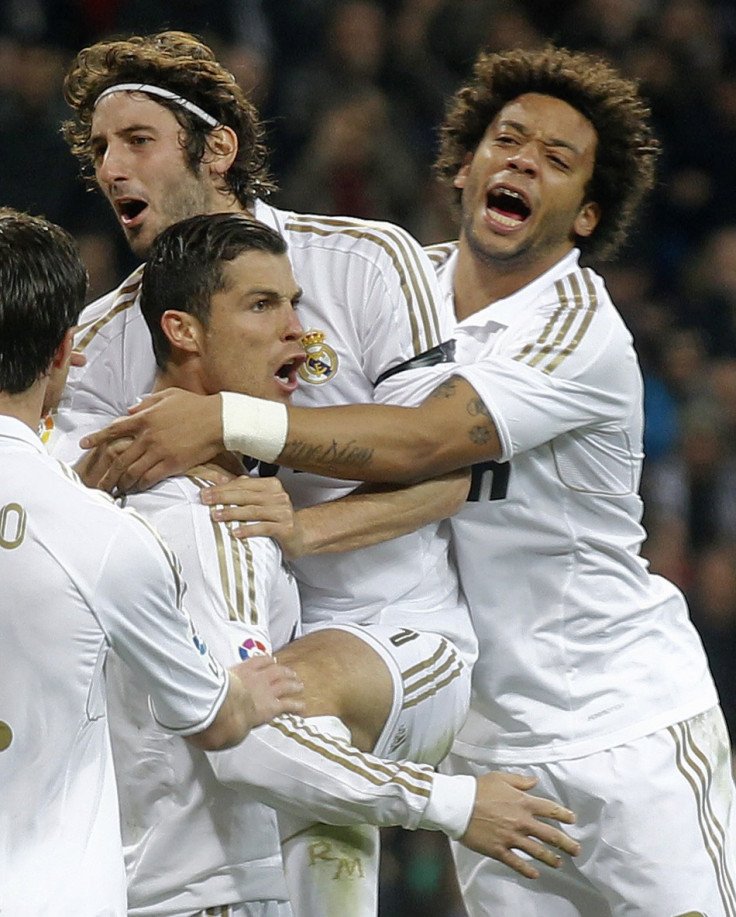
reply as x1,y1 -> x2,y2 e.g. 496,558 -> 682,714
238,637 -> 269,660
298,329 -> 338,385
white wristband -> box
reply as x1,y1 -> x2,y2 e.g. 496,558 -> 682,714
221,391 -> 288,463
419,773 -> 477,840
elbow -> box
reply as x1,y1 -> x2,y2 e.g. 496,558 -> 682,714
391,431 -> 455,483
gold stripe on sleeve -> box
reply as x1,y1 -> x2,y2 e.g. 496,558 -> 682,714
272,715 -> 434,798
285,215 -> 443,354
75,266 -> 145,352
512,268 -> 599,375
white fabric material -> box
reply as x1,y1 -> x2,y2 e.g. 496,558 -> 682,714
0,417 -> 228,916
326,622 -> 472,767
221,390 -> 288,462
281,823 -> 380,917
211,713 -> 438,831
422,773 -> 476,840
113,474 -> 299,915
446,707 -> 736,917
379,245 -> 719,765
95,83 -> 220,127
48,202 -> 477,669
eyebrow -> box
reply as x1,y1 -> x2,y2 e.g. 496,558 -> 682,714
245,286 -> 303,300
90,123 -> 160,143
498,119 -> 581,155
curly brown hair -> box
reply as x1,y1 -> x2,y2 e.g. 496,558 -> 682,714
62,31 -> 276,206
435,45 -> 660,260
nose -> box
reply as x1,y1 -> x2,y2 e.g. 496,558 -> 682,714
282,303 -> 304,340
506,141 -> 539,177
96,141 -> 129,185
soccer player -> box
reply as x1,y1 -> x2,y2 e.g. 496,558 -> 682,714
51,30 -> 478,913
95,47 -> 736,915
108,210 -> 581,917
0,208 -> 303,916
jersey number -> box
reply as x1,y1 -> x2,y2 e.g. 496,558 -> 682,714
467,461 -> 510,502
0,503 -> 26,549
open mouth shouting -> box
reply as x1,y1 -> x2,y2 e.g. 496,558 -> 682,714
485,185 -> 532,231
114,196 -> 149,228
274,354 -> 306,396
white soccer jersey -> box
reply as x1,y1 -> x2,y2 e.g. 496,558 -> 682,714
111,474 -> 300,916
115,475 -> 475,915
380,245 -> 719,765
0,418 -> 229,916
49,201 -> 477,666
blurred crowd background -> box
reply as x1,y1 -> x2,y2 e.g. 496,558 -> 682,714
2,1 -> 736,914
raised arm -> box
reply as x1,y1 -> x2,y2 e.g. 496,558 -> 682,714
79,376 -> 500,492
199,469 -> 470,558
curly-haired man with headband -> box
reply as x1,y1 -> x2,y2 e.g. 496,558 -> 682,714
52,29 -> 585,917
96,45 -> 736,916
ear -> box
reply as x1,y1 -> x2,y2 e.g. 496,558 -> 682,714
573,200 -> 601,239
160,310 -> 205,355
204,125 -> 238,176
453,155 -> 473,190
51,328 -> 75,371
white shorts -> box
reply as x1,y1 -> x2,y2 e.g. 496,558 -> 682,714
444,706 -> 736,917
327,623 -> 472,766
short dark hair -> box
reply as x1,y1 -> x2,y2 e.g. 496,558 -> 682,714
141,212 -> 288,369
0,209 -> 88,393
62,30 -> 276,206
435,45 -> 660,260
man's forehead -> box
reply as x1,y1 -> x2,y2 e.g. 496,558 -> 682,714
91,91 -> 178,131
496,93 -> 593,130
491,93 -> 597,150
224,250 -> 297,287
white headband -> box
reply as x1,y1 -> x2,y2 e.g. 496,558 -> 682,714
94,83 -> 220,128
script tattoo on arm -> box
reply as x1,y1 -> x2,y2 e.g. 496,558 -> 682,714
281,438 -> 374,471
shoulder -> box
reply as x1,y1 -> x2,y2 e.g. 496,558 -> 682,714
73,265 -> 146,353
424,241 -> 458,269
282,211 -> 430,267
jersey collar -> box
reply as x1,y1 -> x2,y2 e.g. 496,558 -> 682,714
451,248 -> 582,331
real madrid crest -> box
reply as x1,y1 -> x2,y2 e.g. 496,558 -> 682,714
298,328 -> 338,385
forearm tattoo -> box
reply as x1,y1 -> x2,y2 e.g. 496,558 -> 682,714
281,438 -> 374,471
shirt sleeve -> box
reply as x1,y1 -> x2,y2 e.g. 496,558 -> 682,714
209,714 -> 476,838
92,509 -> 229,736
354,226 -> 453,385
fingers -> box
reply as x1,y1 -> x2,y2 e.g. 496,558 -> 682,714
187,464 -> 234,486
462,770 -> 581,879
230,655 -> 305,726
201,477 -> 288,508
80,414 -> 141,451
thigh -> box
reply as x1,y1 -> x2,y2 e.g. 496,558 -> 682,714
333,623 -> 472,765
445,707 -> 736,917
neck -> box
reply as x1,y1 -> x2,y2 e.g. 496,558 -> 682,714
152,368 -> 243,476
0,382 -> 45,432
453,237 -> 572,321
